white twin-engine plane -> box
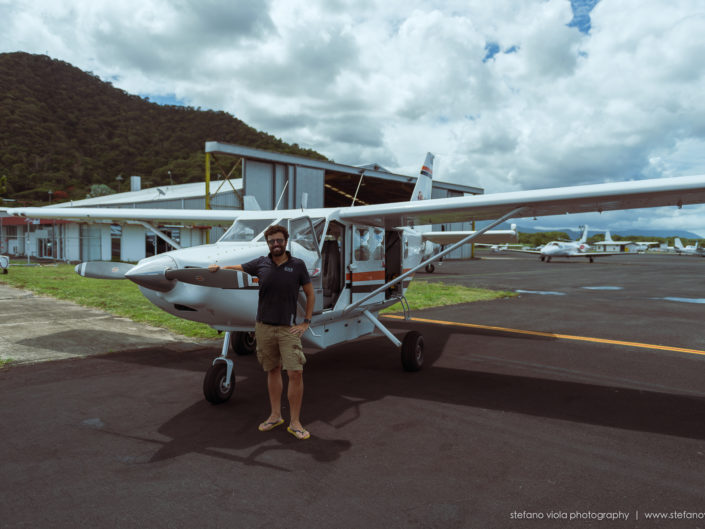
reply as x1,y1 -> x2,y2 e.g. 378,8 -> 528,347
6,153 -> 705,404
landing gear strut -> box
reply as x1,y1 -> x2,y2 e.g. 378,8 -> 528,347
362,309 -> 425,372
203,331 -> 237,404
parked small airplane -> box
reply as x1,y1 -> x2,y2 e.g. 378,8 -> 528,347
4,152 -> 705,404
674,237 -> 705,256
512,226 -> 640,263
512,226 -> 625,262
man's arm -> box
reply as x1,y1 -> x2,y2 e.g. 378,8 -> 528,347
289,282 -> 315,336
208,264 -> 244,272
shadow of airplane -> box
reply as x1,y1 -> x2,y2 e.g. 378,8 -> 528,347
82,318 -> 705,471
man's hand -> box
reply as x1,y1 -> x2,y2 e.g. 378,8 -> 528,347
289,323 -> 309,336
208,264 -> 220,272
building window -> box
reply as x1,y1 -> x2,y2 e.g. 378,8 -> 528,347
111,225 -> 122,261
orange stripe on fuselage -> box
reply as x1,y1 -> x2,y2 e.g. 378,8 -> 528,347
346,270 -> 386,282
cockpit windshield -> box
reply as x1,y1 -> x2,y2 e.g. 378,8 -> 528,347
219,219 -> 276,243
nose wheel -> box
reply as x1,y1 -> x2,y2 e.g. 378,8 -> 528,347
203,331 -> 237,404
203,361 -> 235,404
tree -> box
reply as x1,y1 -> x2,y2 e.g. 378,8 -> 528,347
86,184 -> 115,198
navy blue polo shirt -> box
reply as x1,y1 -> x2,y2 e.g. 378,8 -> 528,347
241,252 -> 311,325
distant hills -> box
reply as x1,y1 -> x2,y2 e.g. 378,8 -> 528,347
0,52 -> 326,205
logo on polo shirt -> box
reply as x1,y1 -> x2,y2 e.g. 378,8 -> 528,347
284,266 -> 294,272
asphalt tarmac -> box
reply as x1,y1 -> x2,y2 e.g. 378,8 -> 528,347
1,252 -> 704,528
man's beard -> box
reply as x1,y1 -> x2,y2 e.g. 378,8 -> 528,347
271,246 -> 284,256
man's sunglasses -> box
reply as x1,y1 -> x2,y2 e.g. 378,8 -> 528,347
267,238 -> 286,246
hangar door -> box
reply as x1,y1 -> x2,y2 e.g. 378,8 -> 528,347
244,161 -> 324,210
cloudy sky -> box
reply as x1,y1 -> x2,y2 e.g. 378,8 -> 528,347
3,0 -> 705,234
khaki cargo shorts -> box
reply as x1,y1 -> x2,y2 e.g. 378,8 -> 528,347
255,322 -> 307,372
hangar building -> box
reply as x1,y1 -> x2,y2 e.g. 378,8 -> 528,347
0,143 -> 483,262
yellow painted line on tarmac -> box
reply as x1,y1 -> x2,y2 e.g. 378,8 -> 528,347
382,314 -> 705,357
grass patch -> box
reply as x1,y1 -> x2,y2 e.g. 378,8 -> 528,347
0,263 -> 219,339
382,280 -> 515,313
1,264 -> 515,334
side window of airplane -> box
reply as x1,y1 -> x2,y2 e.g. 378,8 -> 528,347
354,227 -> 371,261
371,228 -> 384,260
289,217 -> 324,252
219,219 -> 276,242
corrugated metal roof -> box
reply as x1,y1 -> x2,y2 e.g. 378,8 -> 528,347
52,180 -> 243,208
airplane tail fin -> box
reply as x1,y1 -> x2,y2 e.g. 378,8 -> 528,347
411,153 -> 434,201
675,237 -> 684,250
578,225 -> 589,243
604,230 -> 614,243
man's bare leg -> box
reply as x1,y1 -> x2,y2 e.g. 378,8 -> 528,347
287,370 -> 308,438
259,366 -> 283,429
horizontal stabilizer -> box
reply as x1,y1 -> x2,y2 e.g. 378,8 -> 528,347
74,261 -> 135,279
165,268 -> 241,289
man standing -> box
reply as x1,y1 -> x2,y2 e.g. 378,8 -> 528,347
209,224 -> 314,440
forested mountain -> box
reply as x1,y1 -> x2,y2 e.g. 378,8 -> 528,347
0,52 -> 326,205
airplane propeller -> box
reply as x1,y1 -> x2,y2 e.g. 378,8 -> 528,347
164,268 -> 241,289
75,261 -> 135,279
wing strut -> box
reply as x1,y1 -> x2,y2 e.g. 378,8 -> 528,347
362,309 -> 402,347
343,207 -> 526,314
136,221 -> 182,250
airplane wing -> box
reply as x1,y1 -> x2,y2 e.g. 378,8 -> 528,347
337,175 -> 705,228
422,229 -> 518,245
506,248 -> 542,254
0,207 -> 241,227
564,251 -> 624,258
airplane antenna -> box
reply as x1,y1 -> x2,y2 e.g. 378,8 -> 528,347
275,179 -> 289,210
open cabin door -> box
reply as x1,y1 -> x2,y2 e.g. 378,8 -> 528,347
288,216 -> 324,315
350,226 -> 386,305
384,229 -> 403,299
320,220 -> 345,310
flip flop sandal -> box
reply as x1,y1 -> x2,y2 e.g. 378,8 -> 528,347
258,418 -> 285,432
287,426 -> 311,440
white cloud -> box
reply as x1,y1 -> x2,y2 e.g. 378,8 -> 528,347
3,0 -> 705,232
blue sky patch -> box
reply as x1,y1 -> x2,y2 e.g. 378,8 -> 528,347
142,93 -> 188,106
568,0 -> 600,34
483,42 -> 500,62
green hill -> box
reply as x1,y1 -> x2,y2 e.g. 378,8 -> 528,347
0,52 -> 326,205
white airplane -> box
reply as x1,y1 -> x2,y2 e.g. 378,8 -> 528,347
4,153 -> 705,404
674,237 -> 705,256
514,226 -> 628,263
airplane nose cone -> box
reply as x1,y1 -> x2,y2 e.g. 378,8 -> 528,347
124,254 -> 178,292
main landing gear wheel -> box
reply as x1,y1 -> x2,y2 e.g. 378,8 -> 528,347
401,331 -> 424,372
230,331 -> 256,355
425,263 -> 435,273
203,362 -> 235,404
